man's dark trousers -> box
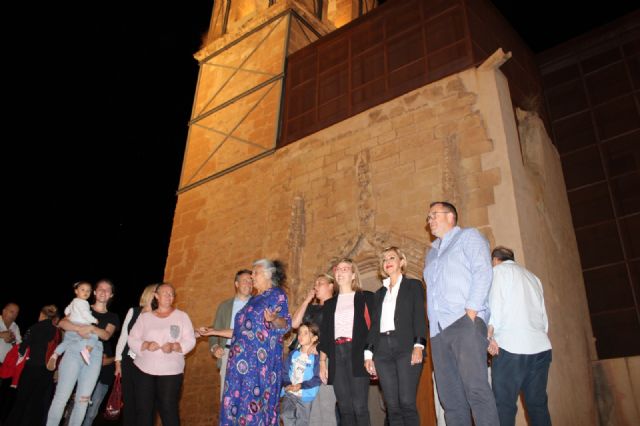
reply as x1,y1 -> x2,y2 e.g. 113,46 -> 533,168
491,349 -> 552,426
431,314 -> 499,426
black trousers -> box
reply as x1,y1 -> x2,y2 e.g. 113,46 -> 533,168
332,342 -> 370,426
0,377 -> 16,423
121,356 -> 141,426
6,363 -> 54,426
374,334 -> 422,426
135,369 -> 183,426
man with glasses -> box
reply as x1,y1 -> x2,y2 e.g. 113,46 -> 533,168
423,202 -> 498,425
209,270 -> 253,400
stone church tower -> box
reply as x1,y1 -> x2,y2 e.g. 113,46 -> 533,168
166,1 -> 598,424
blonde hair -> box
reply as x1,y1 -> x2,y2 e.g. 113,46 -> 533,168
317,273 -> 337,296
333,258 -> 362,292
379,246 -> 407,278
139,284 -> 159,308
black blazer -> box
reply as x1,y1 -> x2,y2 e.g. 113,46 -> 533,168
366,276 -> 427,356
318,290 -> 376,384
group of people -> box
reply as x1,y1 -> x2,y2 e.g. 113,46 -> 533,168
203,201 -> 553,426
198,255 -> 426,426
0,280 -> 196,426
425,202 -> 552,426
0,200 -> 553,426
0,279 -> 121,426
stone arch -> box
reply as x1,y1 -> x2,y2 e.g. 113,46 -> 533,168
334,231 -> 430,288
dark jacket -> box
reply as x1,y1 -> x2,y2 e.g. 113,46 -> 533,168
209,297 -> 234,369
318,290 -> 375,384
19,319 -> 57,365
366,277 -> 427,356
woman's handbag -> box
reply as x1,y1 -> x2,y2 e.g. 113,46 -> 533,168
103,373 -> 123,420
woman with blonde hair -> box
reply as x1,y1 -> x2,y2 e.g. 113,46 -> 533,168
291,273 -> 337,426
364,247 -> 426,426
318,259 -> 375,426
113,284 -> 157,426
291,273 -> 336,330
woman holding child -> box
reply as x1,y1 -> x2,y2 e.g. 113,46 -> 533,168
46,279 -> 120,426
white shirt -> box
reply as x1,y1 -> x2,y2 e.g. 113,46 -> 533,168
230,297 -> 249,330
489,260 -> 552,354
0,321 -> 21,363
380,276 -> 402,333
290,352 -> 309,397
364,275 -> 424,360
115,308 -> 135,362
65,298 -> 98,325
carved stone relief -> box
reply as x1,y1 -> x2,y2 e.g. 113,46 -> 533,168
442,132 -> 461,213
287,194 -> 306,305
330,148 -> 429,289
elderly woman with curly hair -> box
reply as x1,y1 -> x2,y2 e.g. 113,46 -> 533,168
201,259 -> 291,426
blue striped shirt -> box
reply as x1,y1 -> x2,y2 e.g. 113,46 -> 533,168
423,226 -> 493,337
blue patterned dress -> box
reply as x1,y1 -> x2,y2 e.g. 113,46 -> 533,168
220,286 -> 291,425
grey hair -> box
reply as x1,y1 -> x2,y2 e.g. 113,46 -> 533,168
253,258 -> 287,287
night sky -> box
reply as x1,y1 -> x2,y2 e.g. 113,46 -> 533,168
4,1 -> 637,331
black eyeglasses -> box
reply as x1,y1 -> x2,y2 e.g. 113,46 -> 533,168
426,211 -> 450,221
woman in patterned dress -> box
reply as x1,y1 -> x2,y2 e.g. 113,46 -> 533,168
201,259 -> 291,425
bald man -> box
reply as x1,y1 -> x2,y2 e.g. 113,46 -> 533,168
0,303 -> 20,364
0,302 -> 21,421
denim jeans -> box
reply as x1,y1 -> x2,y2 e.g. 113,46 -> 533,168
55,330 -> 100,356
492,349 -> 552,426
46,340 -> 103,426
81,381 -> 110,426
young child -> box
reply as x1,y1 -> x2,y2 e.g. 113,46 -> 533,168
281,321 -> 321,426
47,281 -> 98,369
